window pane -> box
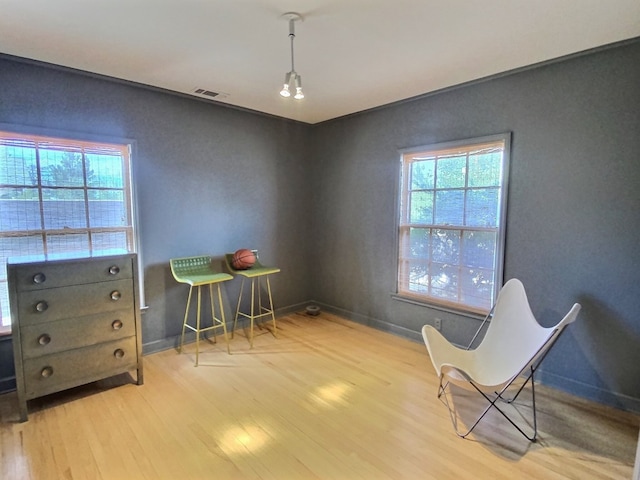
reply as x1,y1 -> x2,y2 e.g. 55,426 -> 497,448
460,267 -> 494,310
430,262 -> 459,300
435,190 -> 464,225
0,191 -> 41,231
42,190 -> 87,229
0,236 -> 45,262
465,187 -> 499,227
409,227 -> 430,259
411,160 -> 434,189
46,233 -> 89,253
432,229 -> 460,264
462,231 -> 496,269
0,145 -> 37,185
87,154 -> 124,188
468,152 -> 501,187
40,151 -> 85,187
88,190 -> 126,227
408,259 -> 429,294
436,156 -> 466,188
92,231 -> 128,251
409,191 -> 433,224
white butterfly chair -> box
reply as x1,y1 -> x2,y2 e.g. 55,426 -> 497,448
422,278 -> 581,441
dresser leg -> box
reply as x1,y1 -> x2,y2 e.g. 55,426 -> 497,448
17,398 -> 28,422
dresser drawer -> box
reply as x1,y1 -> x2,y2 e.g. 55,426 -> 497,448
23,337 -> 139,400
20,309 -> 136,359
16,278 -> 134,326
11,256 -> 133,292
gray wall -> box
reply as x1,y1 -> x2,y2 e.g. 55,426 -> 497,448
0,56 -> 313,356
1,38 -> 639,412
309,39 -> 640,411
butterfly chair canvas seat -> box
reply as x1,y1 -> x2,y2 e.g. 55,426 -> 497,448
422,278 -> 581,441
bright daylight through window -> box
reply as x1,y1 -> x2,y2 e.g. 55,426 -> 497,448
0,130 -> 136,330
397,134 -> 510,314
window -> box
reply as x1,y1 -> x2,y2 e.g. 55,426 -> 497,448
397,134 -> 510,315
0,130 -> 137,330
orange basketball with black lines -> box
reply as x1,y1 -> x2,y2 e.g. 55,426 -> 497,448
232,249 -> 256,269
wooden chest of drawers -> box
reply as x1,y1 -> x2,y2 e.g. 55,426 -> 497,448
8,253 -> 143,421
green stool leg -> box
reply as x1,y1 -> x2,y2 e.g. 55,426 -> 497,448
208,284 -> 217,345
265,275 -> 277,338
216,283 -> 231,355
232,278 -> 246,339
195,285 -> 202,366
179,286 -> 194,353
250,278 -> 256,347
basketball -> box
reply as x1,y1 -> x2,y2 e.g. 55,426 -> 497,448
232,248 -> 256,270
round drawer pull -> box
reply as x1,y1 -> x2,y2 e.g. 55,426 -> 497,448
108,265 -> 120,275
110,291 -> 121,301
35,301 -> 48,312
33,272 -> 46,284
112,319 -> 123,330
41,366 -> 54,378
114,349 -> 125,359
38,334 -> 51,346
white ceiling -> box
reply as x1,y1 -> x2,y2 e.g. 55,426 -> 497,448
1,1 -> 639,124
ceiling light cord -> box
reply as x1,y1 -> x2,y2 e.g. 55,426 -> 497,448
289,21 -> 296,73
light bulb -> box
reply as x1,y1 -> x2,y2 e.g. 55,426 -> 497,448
293,74 -> 304,99
280,72 -> 293,97
280,84 -> 291,97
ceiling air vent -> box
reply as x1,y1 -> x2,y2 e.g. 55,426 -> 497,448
192,88 -> 228,99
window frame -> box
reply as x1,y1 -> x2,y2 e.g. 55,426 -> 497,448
395,133 -> 511,315
0,125 -> 142,333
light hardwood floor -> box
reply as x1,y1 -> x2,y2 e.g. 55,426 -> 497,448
1,312 -> 638,479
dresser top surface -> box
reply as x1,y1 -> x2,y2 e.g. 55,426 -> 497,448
8,249 -> 134,267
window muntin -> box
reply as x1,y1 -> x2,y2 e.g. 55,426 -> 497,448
0,131 -> 136,329
397,135 -> 510,314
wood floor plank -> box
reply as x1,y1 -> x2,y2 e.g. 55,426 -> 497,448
1,312 -> 638,479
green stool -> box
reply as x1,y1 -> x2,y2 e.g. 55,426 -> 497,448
170,256 -> 233,365
225,252 -> 280,348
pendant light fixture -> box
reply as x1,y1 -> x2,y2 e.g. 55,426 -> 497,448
279,12 -> 304,100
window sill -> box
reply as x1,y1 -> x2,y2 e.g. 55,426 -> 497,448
390,293 -> 486,320
0,325 -> 12,337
